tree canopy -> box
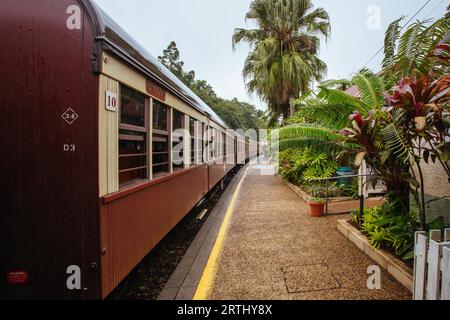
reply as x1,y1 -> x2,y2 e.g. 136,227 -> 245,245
158,41 -> 267,131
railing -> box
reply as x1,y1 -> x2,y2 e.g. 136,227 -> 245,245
414,229 -> 450,300
310,173 -> 382,217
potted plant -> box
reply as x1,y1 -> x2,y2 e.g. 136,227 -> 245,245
306,183 -> 328,217
308,197 -> 326,217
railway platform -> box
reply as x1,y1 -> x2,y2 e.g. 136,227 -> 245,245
159,160 -> 411,300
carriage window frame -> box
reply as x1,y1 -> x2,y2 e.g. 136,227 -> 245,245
152,100 -> 171,178
172,109 -> 185,172
119,85 -> 149,187
189,117 -> 196,166
209,127 -> 215,161
202,123 -> 207,163
222,132 -> 226,162
197,122 -> 204,165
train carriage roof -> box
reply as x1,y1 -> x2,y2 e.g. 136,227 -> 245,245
87,0 -> 227,128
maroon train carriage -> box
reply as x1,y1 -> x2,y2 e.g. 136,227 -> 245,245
0,0 -> 258,299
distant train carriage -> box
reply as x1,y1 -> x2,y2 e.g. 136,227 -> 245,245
0,0 -> 258,299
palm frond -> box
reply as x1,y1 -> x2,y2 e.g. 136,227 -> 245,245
381,110 -> 412,163
317,88 -> 366,111
232,28 -> 262,49
351,72 -> 385,109
318,79 -> 354,91
395,20 -> 428,76
274,138 -> 337,153
418,17 -> 450,76
275,124 -> 343,141
382,16 -> 404,75
291,97 -> 357,129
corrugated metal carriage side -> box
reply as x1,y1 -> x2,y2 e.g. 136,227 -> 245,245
0,0 -> 244,299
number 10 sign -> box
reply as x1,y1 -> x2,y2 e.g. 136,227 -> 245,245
105,91 -> 118,112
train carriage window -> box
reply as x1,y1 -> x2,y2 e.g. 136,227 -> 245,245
219,132 -> 224,163
215,129 -> 220,160
173,109 -> 185,171
216,132 -> 220,163
202,124 -> 206,163
152,101 -> 170,177
209,127 -> 215,161
190,118 -> 195,165
197,122 -> 203,164
119,86 -> 148,186
120,86 -> 146,129
153,100 -> 168,132
223,133 -> 226,161
215,129 -> 219,160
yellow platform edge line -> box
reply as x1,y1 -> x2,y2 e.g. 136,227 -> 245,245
193,165 -> 250,300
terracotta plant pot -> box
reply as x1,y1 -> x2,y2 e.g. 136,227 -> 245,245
309,201 -> 325,217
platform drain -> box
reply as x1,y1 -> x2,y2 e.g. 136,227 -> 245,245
282,264 -> 341,293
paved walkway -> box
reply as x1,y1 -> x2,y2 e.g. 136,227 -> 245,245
197,164 -> 411,300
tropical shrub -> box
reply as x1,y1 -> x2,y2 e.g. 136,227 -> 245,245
339,182 -> 360,199
282,13 -> 450,230
278,148 -> 337,186
354,203 -> 450,261
352,203 -> 416,261
277,148 -> 362,198
271,11 -> 448,259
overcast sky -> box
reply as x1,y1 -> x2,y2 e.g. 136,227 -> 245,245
93,0 -> 448,110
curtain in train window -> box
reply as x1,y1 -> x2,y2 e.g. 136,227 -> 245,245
172,109 -> 185,171
119,86 -> 148,186
152,101 -> 170,178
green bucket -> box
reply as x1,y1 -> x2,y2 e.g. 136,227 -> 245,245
336,167 -> 353,186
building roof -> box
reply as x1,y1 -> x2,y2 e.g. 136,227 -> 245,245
345,85 -> 361,98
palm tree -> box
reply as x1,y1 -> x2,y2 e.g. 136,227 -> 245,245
233,0 -> 330,122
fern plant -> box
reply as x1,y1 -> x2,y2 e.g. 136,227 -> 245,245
382,15 -> 450,84
278,148 -> 338,186
381,110 -> 413,164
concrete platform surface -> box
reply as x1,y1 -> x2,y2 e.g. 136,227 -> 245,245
198,163 -> 412,300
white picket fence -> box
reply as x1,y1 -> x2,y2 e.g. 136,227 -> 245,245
413,229 -> 450,300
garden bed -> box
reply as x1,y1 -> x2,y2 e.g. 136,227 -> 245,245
337,219 -> 413,292
285,181 -> 354,203
285,181 -> 384,215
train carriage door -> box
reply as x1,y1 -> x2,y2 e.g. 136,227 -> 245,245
0,0 -> 101,299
